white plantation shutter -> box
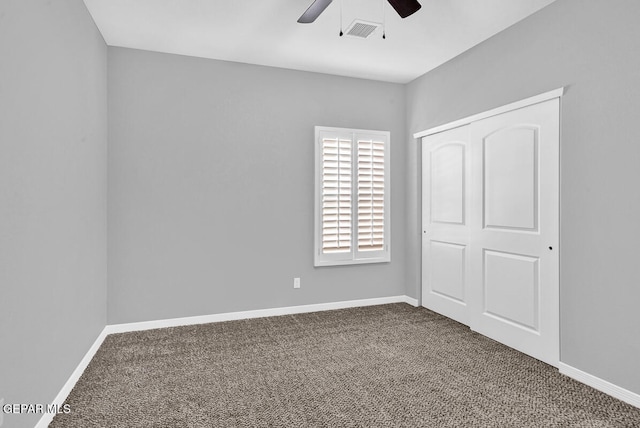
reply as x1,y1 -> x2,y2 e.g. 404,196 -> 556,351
315,127 -> 390,266
321,137 -> 352,253
357,139 -> 385,252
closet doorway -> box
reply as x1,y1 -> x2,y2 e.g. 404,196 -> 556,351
418,90 -> 561,366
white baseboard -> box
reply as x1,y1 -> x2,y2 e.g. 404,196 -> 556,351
403,295 -> 419,307
106,295 -> 416,334
559,362 -> 640,408
35,327 -> 109,428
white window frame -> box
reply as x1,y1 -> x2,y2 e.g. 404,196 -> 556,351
314,126 -> 391,267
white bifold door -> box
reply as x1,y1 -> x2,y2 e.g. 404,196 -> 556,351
421,98 -> 559,366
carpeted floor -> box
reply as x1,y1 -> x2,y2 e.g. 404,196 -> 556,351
51,303 -> 640,427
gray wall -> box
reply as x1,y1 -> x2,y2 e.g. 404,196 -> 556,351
405,0 -> 640,394
0,1 -> 107,427
107,48 -> 406,324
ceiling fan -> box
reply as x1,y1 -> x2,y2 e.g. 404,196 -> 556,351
297,0 -> 422,23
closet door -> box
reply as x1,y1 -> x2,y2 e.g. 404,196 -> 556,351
468,99 -> 560,366
421,126 -> 471,325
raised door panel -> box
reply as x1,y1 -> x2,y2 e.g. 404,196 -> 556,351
430,241 -> 466,303
431,143 -> 465,225
483,127 -> 538,231
483,250 -> 539,331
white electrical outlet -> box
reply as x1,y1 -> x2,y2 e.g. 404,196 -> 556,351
293,277 -> 301,289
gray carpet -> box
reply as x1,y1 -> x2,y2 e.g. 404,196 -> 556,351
51,303 -> 640,427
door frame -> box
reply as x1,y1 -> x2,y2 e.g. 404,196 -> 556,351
414,88 -> 564,140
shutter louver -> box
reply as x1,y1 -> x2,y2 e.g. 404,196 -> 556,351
357,139 -> 385,252
322,138 -> 352,253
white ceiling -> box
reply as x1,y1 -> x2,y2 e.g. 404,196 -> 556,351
83,0 -> 556,83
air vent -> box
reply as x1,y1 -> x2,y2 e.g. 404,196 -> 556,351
344,20 -> 381,39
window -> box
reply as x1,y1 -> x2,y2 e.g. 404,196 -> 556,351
314,126 -> 390,266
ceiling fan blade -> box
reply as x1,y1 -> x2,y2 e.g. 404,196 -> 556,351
386,0 -> 421,18
297,0 -> 333,23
